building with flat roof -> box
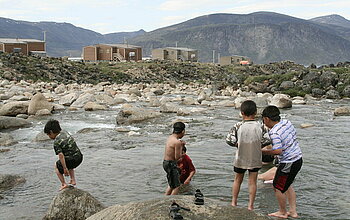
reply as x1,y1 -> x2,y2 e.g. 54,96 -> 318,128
152,47 -> 198,62
0,38 -> 46,56
83,44 -> 142,62
220,55 -> 252,65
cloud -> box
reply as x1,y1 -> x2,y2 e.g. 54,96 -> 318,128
158,0 -> 231,11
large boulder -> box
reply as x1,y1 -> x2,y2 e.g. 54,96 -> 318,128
0,174 -> 25,192
0,101 -> 29,116
43,188 -> 105,220
59,93 -> 80,106
116,105 -> 161,125
87,196 -> 269,220
28,93 -> 53,115
268,94 -> 292,108
0,116 -> 31,130
334,106 -> 350,116
71,93 -> 96,108
0,133 -> 18,146
197,88 -> 213,103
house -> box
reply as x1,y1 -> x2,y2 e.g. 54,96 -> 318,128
83,44 -> 142,62
152,47 -> 198,62
0,38 -> 46,56
220,55 -> 252,65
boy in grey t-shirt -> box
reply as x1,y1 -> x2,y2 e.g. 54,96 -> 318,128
226,100 -> 270,210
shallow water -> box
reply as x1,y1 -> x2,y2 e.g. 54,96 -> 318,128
1,98 -> 350,220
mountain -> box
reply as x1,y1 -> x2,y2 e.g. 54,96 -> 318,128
0,17 -> 145,57
1,12 -> 350,65
128,12 -> 350,65
310,14 -> 350,29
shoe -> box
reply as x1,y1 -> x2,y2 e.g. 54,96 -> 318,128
194,189 -> 204,205
169,202 -> 183,219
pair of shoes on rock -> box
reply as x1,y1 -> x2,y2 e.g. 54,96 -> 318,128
169,202 -> 191,219
194,189 -> 204,205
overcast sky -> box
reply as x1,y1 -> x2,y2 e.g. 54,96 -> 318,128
0,0 -> 349,34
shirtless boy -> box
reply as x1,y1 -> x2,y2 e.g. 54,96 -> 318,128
163,122 -> 185,195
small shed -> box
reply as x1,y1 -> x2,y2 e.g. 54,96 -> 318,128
83,44 -> 142,62
220,55 -> 252,65
0,38 -> 46,56
152,47 -> 198,62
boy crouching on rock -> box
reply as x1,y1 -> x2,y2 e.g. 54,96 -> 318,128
44,119 -> 83,191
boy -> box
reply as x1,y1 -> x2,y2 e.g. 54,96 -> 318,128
178,146 -> 196,185
226,100 -> 270,210
262,105 -> 303,219
163,122 -> 185,195
44,119 -> 83,191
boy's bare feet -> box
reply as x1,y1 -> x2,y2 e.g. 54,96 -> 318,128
231,201 -> 237,207
247,206 -> 254,211
287,211 -> 299,218
59,184 -> 70,191
268,211 -> 288,219
69,180 -> 76,186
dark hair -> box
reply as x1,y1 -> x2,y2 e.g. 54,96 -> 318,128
262,105 -> 281,121
173,122 -> 185,134
44,119 -> 62,134
240,100 -> 257,116
182,146 -> 187,153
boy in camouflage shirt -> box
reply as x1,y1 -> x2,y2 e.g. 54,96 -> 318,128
44,119 -> 83,191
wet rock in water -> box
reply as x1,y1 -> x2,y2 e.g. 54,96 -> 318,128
35,109 -> 52,116
59,93 -> 79,106
116,105 -> 161,125
33,131 -> 51,142
0,133 -> 18,146
84,102 -> 107,111
334,106 -> 350,116
0,101 -> 29,116
28,93 -> 54,115
77,128 -> 101,134
325,90 -> 340,99
197,88 -> 213,103
43,188 -> 105,220
342,85 -> 350,97
0,116 -> 31,130
300,123 -> 315,128
0,174 -> 26,192
268,94 -> 292,108
182,97 -> 199,105
16,114 -> 29,119
0,148 -> 10,153
71,93 -> 96,108
87,195 -> 269,220
160,103 -> 180,113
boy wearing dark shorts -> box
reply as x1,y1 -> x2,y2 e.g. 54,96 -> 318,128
44,119 -> 83,191
262,105 -> 303,219
226,100 -> 271,210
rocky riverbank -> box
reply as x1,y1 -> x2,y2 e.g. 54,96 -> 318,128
1,52 -> 350,98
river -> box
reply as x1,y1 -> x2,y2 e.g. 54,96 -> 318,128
1,97 -> 350,220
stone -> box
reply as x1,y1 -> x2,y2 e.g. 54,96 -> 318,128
0,133 -> 18,146
325,90 -> 340,99
59,93 -> 79,106
71,93 -> 96,108
334,106 -> 350,116
160,103 -> 180,113
279,81 -> 294,90
311,88 -> 325,97
35,109 -> 52,116
87,195 -> 269,220
28,93 -> 53,115
197,88 -> 213,103
0,101 -> 29,116
342,85 -> 350,97
268,94 -> 292,108
95,94 -> 115,105
43,188 -> 105,220
116,105 -> 161,125
33,131 -> 51,142
0,116 -> 31,130
300,123 -> 315,128
84,102 -> 107,111
182,97 -> 199,105
0,174 -> 25,192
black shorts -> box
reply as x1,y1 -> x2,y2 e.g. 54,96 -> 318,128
56,154 -> 83,174
273,157 -> 302,193
163,160 -> 181,189
234,166 -> 260,174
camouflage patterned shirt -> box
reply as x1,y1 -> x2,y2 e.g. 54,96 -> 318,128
54,130 -> 82,160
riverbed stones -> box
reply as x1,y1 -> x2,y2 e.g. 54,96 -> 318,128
71,93 -> 95,108
27,93 -> 53,115
84,102 -> 107,111
0,133 -> 17,146
268,94 -> 292,108
116,105 -> 161,125
0,174 -> 25,192
334,106 -> 350,116
43,188 -> 105,220
0,116 -> 31,130
86,195 -> 269,220
0,101 -> 29,116
59,93 -> 79,106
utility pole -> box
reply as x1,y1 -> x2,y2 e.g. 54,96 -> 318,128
175,41 -> 178,47
218,53 -> 220,64
212,50 -> 215,63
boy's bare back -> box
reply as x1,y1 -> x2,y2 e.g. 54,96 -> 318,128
164,135 -> 183,161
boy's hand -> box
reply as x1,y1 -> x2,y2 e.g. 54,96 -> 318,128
63,168 -> 69,176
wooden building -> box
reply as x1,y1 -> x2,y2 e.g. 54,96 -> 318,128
152,47 -> 198,62
83,44 -> 142,62
220,55 -> 252,65
0,38 -> 46,56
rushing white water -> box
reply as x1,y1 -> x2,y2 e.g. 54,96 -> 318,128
1,99 -> 350,220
